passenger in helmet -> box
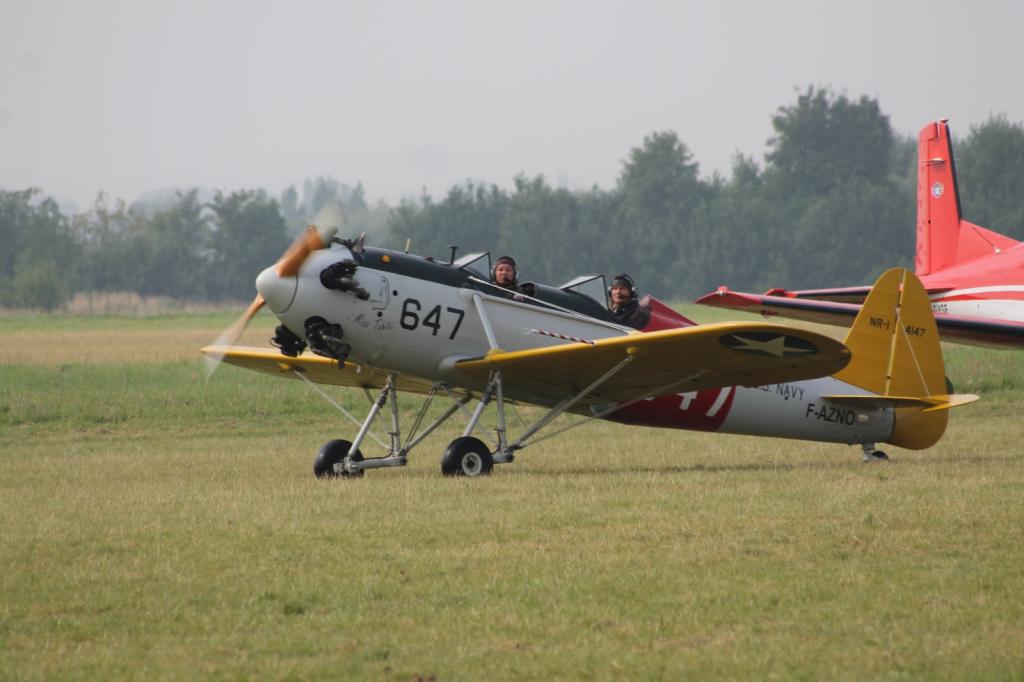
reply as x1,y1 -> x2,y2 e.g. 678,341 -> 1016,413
608,273 -> 650,330
491,255 -> 524,294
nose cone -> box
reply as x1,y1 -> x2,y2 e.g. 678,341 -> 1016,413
256,266 -> 298,314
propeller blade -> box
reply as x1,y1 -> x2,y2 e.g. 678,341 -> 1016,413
202,294 -> 265,379
276,200 -> 342,277
277,224 -> 336,277
204,199 -> 343,379
310,199 -> 344,236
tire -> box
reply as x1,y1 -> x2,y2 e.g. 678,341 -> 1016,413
441,436 -> 494,477
863,449 -> 890,462
313,439 -> 365,478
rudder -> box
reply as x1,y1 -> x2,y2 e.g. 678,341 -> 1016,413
915,120 -> 1018,276
916,121 -> 961,275
833,268 -> 965,449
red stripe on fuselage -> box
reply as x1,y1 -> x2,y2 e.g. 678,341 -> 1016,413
607,387 -> 736,431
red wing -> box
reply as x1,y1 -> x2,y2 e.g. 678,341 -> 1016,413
758,284 -> 954,304
695,289 -> 1024,349
932,314 -> 1024,348
760,285 -> 873,305
695,289 -> 862,327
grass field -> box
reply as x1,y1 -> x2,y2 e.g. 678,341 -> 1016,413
2,308 -> 1023,680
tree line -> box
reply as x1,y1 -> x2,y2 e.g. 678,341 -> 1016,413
3,86 -> 1024,311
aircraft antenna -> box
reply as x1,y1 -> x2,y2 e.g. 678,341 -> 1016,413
404,239 -> 411,254
448,245 -> 458,264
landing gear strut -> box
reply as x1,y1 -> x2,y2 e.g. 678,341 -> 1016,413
298,372 -> 474,480
293,352 -> 695,478
291,296 -> 695,478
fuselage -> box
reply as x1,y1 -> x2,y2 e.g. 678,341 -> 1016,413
259,244 -> 897,448
922,243 -> 1024,321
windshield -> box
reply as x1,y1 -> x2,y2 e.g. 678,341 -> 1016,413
559,274 -> 608,308
452,252 -> 490,279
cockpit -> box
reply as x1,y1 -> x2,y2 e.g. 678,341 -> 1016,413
349,247 -> 617,322
450,252 -> 613,322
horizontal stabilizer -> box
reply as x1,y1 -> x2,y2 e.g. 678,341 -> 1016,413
823,393 -> 979,412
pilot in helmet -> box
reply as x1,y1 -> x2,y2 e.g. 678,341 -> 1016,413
608,273 -> 650,330
491,256 -> 523,293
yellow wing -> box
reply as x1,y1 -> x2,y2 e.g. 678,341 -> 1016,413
454,322 -> 851,406
204,321 -> 849,407
200,346 -> 438,395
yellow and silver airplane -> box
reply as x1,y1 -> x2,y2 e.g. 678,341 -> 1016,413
203,227 -> 976,478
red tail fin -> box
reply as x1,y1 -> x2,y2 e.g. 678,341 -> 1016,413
915,120 -> 1018,275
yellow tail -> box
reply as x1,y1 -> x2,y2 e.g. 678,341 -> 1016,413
830,268 -> 978,449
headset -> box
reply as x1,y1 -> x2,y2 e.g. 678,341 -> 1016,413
491,255 -> 518,285
608,273 -> 638,300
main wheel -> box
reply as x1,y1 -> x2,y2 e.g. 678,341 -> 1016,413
441,436 -> 494,477
865,450 -> 890,462
313,439 -> 365,478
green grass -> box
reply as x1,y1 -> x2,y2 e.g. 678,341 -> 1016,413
0,309 -> 254,333
2,314 -> 1024,680
0,362 -> 329,432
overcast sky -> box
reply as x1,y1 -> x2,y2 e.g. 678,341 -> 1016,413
1,0 -> 1022,211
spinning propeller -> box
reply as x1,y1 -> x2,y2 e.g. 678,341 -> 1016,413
202,202 -> 344,378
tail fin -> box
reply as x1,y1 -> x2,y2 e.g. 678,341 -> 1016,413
915,120 -> 1018,275
831,268 -> 978,449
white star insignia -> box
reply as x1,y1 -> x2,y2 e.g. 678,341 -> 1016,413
731,335 -> 814,357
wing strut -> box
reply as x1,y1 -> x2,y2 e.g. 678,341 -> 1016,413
460,380 -> 497,442
506,355 -> 637,454
346,374 -> 397,470
448,356 -> 710,464
293,370 -> 389,449
472,293 -> 501,350
400,392 -> 473,457
292,368 -> 476,475
521,370 -> 707,448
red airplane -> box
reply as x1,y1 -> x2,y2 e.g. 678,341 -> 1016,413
696,120 -> 1024,349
